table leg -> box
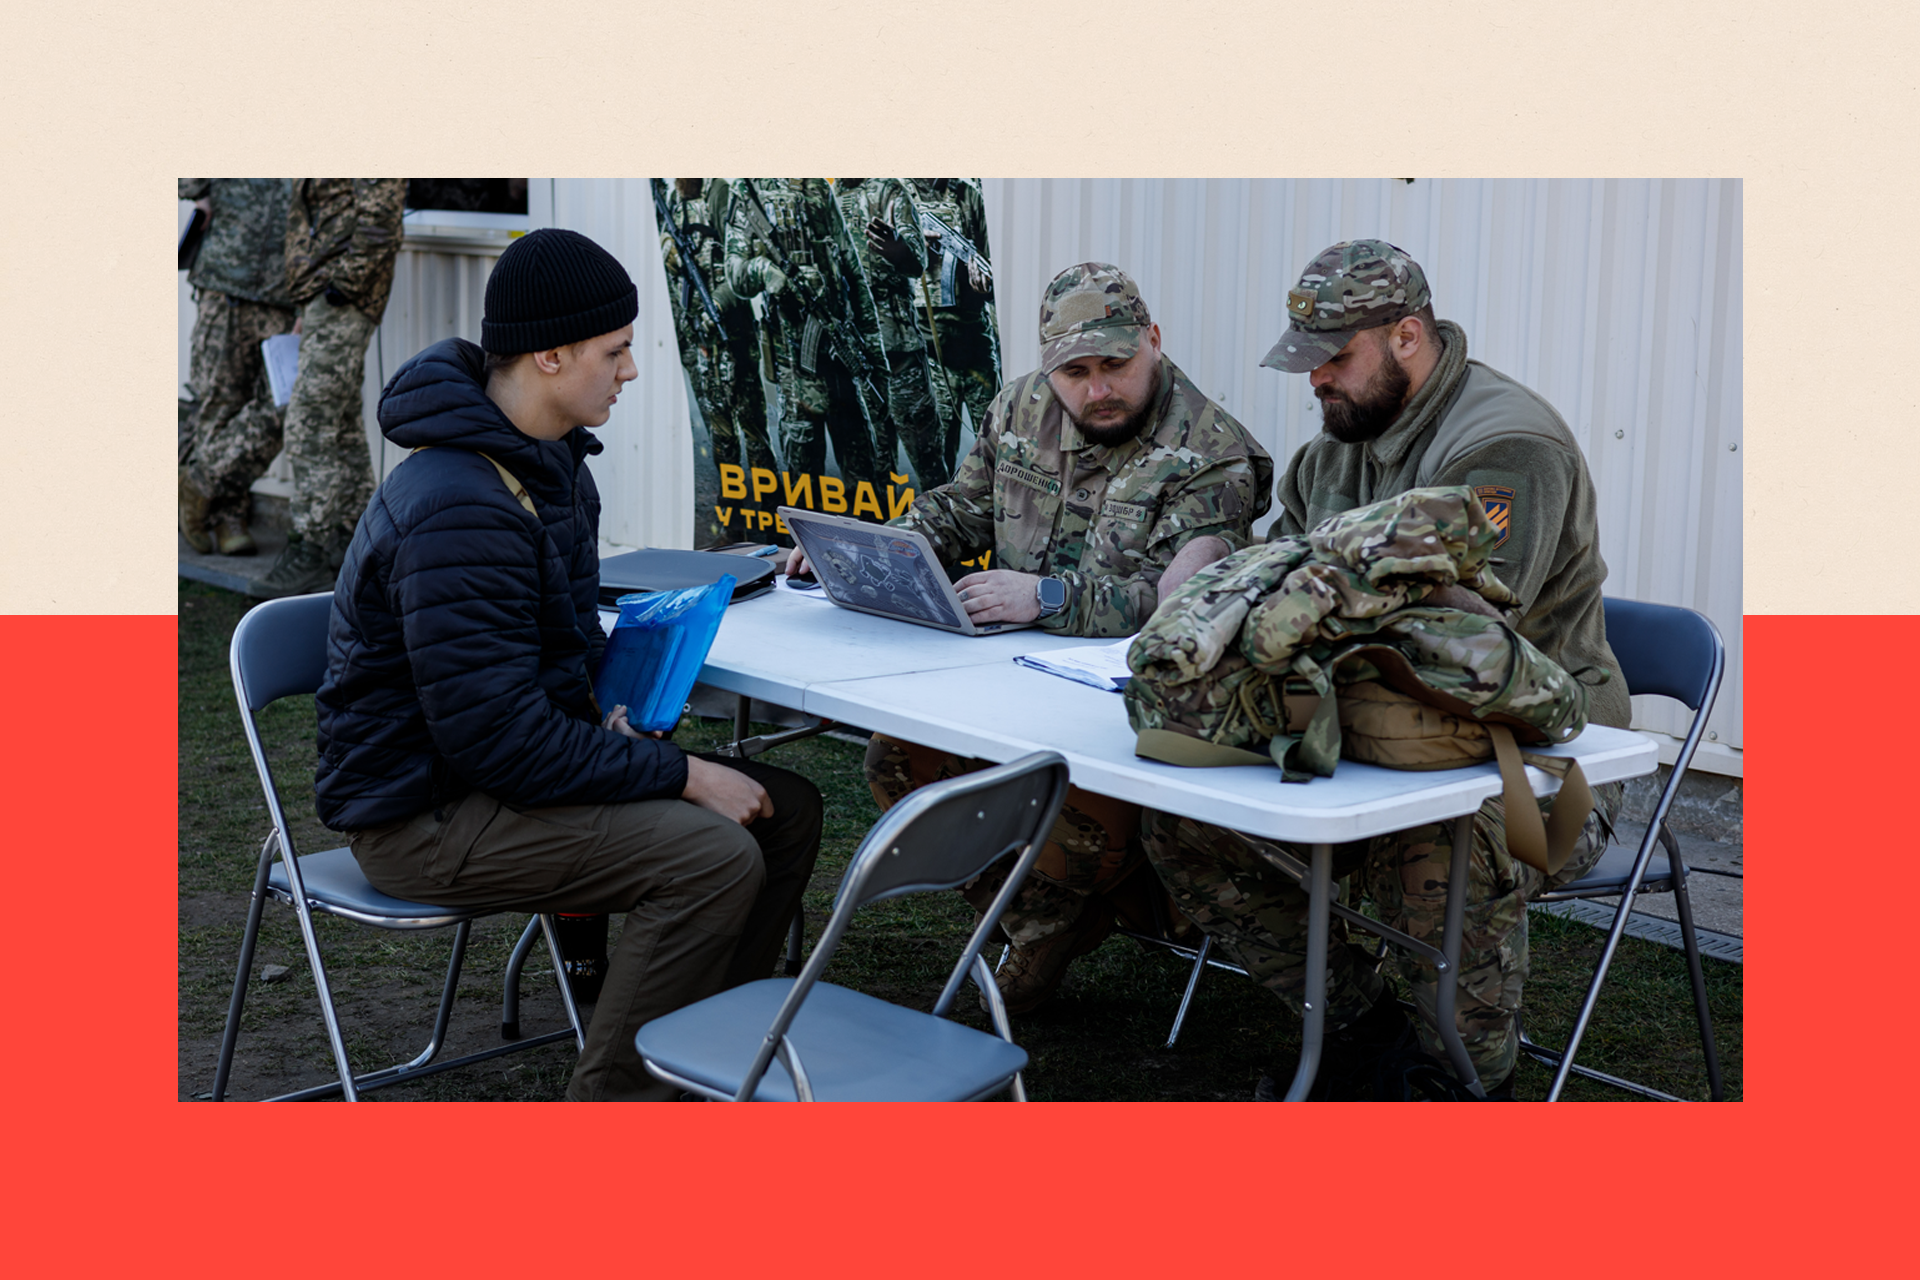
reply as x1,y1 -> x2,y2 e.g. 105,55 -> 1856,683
1436,812 -> 1485,1097
1281,842 -> 1333,1102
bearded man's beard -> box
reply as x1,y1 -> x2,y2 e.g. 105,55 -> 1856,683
1069,367 -> 1161,446
1318,341 -> 1411,443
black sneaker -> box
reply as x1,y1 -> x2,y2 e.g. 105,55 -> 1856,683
1256,995 -> 1419,1101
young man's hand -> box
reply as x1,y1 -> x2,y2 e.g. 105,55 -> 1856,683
783,547 -> 814,579
603,705 -> 666,740
682,756 -> 774,825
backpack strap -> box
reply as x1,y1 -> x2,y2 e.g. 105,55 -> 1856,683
1488,725 -> 1593,875
409,446 -> 537,517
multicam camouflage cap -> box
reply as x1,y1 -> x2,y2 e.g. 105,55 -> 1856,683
1259,239 -> 1431,374
1038,262 -> 1154,375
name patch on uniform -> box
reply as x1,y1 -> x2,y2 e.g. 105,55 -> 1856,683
998,459 -> 1061,497
1473,484 -> 1517,546
1100,499 -> 1152,523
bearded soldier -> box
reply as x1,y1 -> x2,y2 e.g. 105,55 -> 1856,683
723,179 -> 887,488
1145,240 -> 1631,1100
657,178 -> 775,543
837,178 -> 951,488
789,263 -> 1273,1015
906,178 -> 1002,471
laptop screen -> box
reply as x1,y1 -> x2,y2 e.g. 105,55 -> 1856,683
790,516 -> 965,630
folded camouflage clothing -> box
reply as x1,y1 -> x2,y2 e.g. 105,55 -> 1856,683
1124,486 -> 1599,872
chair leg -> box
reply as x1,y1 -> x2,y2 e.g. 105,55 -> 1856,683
285,885 -> 361,1102
785,911 -> 804,977
501,915 -> 543,1040
537,914 -> 589,1052
1165,933 -> 1212,1049
212,832 -> 277,1101
1662,825 -> 1725,1101
1434,813 -> 1485,1097
404,920 -> 470,1072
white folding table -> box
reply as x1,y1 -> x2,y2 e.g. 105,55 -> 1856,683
656,589 -> 1660,1099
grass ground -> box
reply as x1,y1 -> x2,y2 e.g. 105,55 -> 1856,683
180,577 -> 1740,1102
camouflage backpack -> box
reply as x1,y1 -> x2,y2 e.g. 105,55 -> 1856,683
1124,487 -> 1597,873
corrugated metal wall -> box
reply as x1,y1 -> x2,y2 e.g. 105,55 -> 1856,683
181,178 -> 1741,770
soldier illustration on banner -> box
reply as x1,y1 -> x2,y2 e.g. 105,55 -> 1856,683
653,178 -> 1001,548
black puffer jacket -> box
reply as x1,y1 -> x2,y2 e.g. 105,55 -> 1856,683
313,338 -> 687,831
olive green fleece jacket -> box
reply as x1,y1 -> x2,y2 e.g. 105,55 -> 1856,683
1274,323 -> 1630,730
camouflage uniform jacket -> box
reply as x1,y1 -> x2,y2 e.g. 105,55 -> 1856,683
837,179 -> 927,353
722,179 -> 886,373
658,182 -> 730,352
179,179 -> 295,306
1276,321 -> 1628,728
907,178 -> 992,311
893,355 -> 1274,637
284,179 -> 408,322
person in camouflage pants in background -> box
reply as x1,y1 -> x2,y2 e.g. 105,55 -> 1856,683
838,178 -> 950,488
802,263 -> 1273,1014
262,178 -> 407,595
658,179 -> 775,544
178,179 -> 297,557
723,179 -> 886,483
907,179 -> 1001,471
1142,240 -> 1631,1099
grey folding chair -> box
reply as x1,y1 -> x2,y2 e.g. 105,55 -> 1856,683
1522,596 -> 1727,1101
211,592 -> 586,1102
635,751 -> 1071,1101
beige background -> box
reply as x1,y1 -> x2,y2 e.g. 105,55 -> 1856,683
0,1 -> 1910,613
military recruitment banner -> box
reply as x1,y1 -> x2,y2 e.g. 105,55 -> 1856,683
651,179 -> 1002,549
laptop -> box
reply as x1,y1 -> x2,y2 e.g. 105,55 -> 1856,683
779,506 -> 1034,636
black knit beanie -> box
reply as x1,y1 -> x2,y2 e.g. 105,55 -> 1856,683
481,228 -> 638,354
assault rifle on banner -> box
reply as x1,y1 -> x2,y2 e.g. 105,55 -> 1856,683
737,181 -> 886,404
919,207 -> 992,307
651,178 -> 725,331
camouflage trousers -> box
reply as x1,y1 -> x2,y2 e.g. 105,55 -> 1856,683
181,291 -> 295,511
283,294 -> 378,549
864,733 -> 1153,947
921,306 -> 999,460
1143,781 -> 1623,1088
881,346 -> 949,490
779,351 -> 877,480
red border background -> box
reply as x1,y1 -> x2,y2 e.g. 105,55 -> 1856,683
1,613 -> 1906,1274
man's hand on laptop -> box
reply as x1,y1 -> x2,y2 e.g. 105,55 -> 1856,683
954,569 -> 1043,625
682,756 -> 775,825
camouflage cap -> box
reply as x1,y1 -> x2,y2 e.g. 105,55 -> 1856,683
1259,239 -> 1431,374
1038,262 -> 1153,375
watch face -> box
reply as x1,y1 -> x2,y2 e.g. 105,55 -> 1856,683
1038,576 -> 1067,613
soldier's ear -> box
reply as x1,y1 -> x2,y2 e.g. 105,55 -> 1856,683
530,346 -> 566,375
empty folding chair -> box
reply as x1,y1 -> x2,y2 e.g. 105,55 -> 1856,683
212,592 -> 586,1101
1523,596 -> 1728,1101
635,751 -> 1071,1101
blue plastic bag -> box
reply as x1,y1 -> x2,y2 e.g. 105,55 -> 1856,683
593,575 -> 736,732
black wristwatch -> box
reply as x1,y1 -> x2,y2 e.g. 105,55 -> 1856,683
1035,576 -> 1067,618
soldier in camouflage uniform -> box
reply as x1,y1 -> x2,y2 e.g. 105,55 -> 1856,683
723,179 -> 886,486
907,179 -> 1002,471
178,179 -> 297,556
262,178 -> 408,595
1141,241 -> 1631,1099
828,263 -> 1274,1013
658,179 -> 775,543
838,179 -> 952,488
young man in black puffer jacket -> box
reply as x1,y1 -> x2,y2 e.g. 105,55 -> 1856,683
314,228 -> 822,1101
